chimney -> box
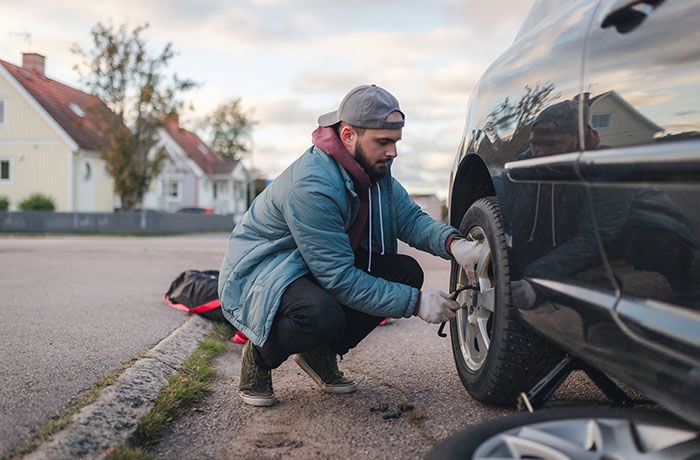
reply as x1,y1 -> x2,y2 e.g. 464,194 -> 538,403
22,52 -> 45,76
165,111 -> 180,128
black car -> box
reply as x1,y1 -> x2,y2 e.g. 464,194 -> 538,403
433,0 -> 700,457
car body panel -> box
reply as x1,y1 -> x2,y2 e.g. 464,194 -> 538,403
450,0 -> 700,427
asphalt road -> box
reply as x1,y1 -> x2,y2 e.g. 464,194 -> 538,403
0,234 -> 231,455
150,244 -> 609,459
1,235 -> 610,458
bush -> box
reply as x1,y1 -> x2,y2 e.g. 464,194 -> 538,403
0,196 -> 8,211
19,193 -> 55,211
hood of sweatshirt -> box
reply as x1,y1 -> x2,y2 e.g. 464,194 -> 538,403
312,126 -> 373,251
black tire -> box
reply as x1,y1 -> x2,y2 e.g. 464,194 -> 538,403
427,407 -> 700,459
449,197 -> 562,406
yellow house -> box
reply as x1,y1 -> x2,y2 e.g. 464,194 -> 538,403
589,90 -> 663,148
0,53 -> 115,212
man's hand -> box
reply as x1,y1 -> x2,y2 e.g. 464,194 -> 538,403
511,280 -> 538,309
415,289 -> 460,324
451,238 -> 482,284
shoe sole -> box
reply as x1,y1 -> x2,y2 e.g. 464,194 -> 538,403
239,392 -> 276,406
293,355 -> 358,394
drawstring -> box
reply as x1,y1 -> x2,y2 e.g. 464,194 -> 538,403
377,184 -> 385,255
366,184 -> 386,272
528,183 -> 557,247
550,184 -> 557,247
528,183 -> 541,242
367,187 -> 373,272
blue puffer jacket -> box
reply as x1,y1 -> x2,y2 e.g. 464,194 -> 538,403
218,145 -> 458,346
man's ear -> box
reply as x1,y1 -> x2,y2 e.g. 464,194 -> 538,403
339,124 -> 356,152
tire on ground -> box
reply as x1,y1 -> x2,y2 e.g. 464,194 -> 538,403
449,196 -> 562,406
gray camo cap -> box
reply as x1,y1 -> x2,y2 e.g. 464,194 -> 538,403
318,84 -> 405,130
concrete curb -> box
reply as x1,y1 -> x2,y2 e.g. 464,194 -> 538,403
25,315 -> 213,460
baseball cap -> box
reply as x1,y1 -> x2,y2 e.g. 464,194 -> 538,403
318,84 -> 405,129
532,100 -> 590,133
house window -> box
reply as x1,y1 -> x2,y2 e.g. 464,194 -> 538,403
214,180 -> 228,199
0,98 -> 6,128
167,180 -> 181,200
0,159 -> 10,182
591,113 -> 612,129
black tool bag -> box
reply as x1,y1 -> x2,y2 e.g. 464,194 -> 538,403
164,270 -> 227,323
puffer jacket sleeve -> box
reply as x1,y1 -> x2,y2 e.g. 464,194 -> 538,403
283,173 -> 418,318
390,178 -> 457,259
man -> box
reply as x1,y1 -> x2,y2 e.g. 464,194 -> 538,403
219,84 -> 481,406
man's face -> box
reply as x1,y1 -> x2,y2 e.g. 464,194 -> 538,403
352,111 -> 403,181
354,128 -> 401,181
529,125 -> 580,157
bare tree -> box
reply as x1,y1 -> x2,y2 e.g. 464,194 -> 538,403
72,22 -> 198,210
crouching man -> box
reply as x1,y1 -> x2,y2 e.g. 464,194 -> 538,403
219,84 -> 481,406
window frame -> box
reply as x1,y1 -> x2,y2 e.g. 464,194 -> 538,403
0,98 -> 6,128
591,113 -> 612,130
166,180 -> 182,201
0,158 -> 11,183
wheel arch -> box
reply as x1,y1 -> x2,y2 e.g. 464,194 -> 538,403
449,154 -> 496,228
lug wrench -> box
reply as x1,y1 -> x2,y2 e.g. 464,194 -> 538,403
437,283 -> 479,337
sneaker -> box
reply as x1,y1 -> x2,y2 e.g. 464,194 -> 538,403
239,341 -> 276,406
293,348 -> 357,394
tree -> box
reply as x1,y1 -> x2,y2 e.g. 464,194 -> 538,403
72,22 -> 198,210
198,98 -> 256,162
480,83 -> 559,164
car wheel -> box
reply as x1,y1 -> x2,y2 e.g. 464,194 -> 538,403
449,197 -> 562,406
427,407 -> 700,459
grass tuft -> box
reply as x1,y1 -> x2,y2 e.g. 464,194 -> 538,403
127,323 -> 230,449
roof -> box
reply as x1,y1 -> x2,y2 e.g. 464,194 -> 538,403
0,58 -> 111,151
163,117 -> 239,176
589,90 -> 663,132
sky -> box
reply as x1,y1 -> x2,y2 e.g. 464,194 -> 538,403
0,0 -> 535,199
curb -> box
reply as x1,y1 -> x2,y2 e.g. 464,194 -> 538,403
24,315 -> 213,460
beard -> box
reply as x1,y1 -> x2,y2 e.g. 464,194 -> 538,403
354,142 -> 388,182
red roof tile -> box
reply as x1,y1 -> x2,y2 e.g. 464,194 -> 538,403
0,58 -> 113,151
163,117 -> 238,176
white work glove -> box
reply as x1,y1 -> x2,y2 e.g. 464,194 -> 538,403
415,289 -> 460,324
511,280 -> 537,309
451,238 -> 482,284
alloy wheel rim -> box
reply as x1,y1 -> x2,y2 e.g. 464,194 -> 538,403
456,226 -> 495,371
473,417 -> 700,459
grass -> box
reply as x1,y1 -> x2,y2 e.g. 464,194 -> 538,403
106,322 -> 231,459
2,322 -> 231,460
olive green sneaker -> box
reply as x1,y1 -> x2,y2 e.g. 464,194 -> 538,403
239,341 -> 276,406
293,348 -> 357,394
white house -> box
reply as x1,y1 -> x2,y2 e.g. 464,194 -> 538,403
0,52 -> 115,211
143,114 -> 249,218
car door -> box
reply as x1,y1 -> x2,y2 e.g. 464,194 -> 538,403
488,0 -> 622,354
582,0 -> 700,425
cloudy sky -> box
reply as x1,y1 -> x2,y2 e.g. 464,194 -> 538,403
1,0 -> 535,199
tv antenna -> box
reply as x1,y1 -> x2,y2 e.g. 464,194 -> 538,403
10,30 -> 33,50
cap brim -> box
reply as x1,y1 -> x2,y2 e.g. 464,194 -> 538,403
318,110 -> 340,127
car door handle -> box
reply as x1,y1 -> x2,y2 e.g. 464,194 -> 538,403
602,0 -> 664,33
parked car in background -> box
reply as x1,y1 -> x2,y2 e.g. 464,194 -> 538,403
176,207 -> 216,215
432,0 -> 700,457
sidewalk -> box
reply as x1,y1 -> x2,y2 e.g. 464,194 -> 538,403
24,315 -> 214,460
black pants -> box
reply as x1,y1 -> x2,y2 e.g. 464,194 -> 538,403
253,252 -> 424,369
